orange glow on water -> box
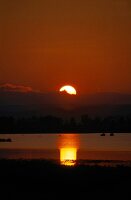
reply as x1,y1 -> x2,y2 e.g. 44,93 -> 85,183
58,134 -> 79,166
60,148 -> 77,166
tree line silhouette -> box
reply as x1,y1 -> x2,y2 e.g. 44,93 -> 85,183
0,114 -> 131,133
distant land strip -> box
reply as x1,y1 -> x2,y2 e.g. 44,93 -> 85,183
0,115 -> 131,133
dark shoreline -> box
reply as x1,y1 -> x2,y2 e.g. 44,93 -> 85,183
0,132 -> 131,134
0,159 -> 131,199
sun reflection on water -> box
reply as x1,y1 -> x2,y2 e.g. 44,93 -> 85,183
60,148 -> 77,166
58,134 -> 79,166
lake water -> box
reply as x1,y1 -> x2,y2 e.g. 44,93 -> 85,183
0,133 -> 131,166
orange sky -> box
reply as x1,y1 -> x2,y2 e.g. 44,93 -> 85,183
0,0 -> 131,94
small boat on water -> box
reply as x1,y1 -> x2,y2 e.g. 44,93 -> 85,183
100,133 -> 105,136
0,138 -> 12,142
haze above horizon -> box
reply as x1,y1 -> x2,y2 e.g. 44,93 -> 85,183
0,0 -> 131,94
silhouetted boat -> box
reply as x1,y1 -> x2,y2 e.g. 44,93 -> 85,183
0,138 -> 12,142
110,133 -> 114,136
100,133 -> 105,136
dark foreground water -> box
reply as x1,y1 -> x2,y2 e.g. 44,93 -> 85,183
0,159 -> 131,200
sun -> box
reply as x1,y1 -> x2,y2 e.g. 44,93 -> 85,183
59,85 -> 77,95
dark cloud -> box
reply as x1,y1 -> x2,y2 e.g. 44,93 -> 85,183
0,83 -> 33,93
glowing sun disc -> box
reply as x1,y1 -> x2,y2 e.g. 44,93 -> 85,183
59,85 -> 77,95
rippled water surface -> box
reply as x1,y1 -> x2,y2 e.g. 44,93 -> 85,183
0,133 -> 131,165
